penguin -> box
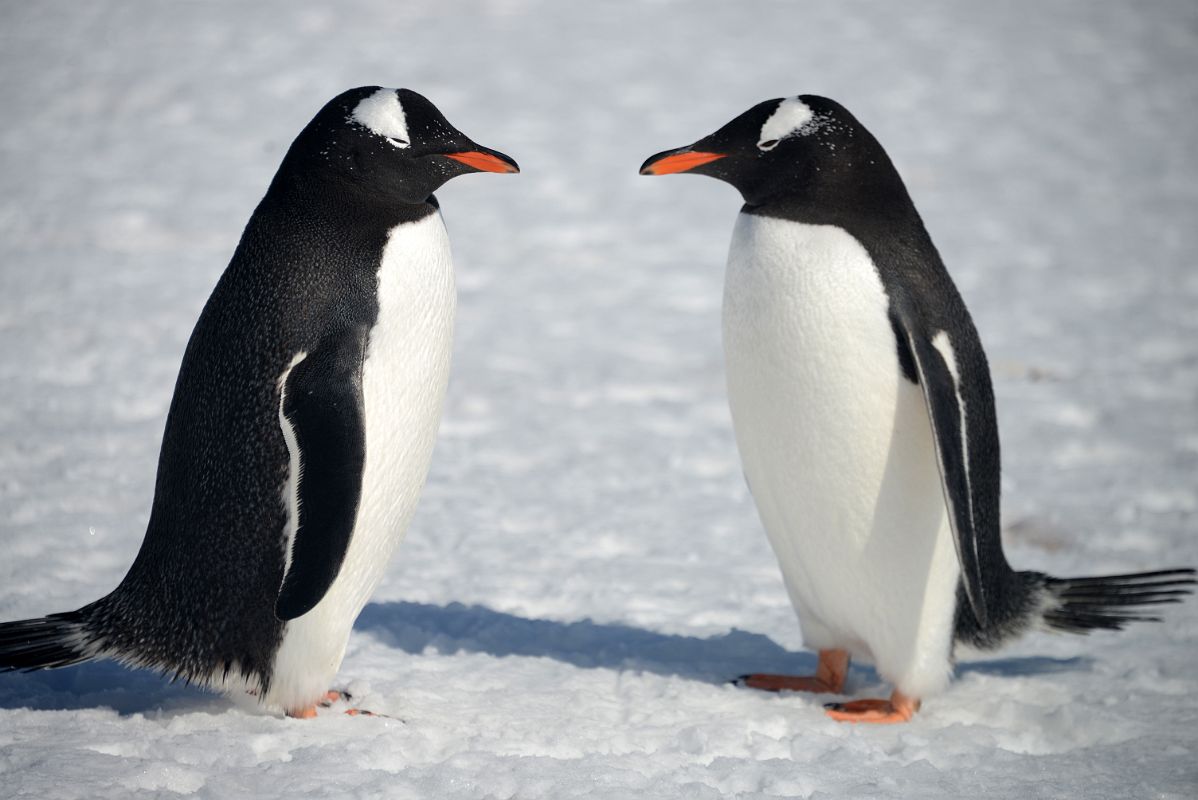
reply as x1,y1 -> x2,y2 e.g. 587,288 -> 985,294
0,86 -> 518,718
640,96 -> 1194,723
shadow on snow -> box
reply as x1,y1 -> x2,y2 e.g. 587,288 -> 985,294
0,659 -> 215,716
0,600 -> 1092,714
354,600 -> 1094,688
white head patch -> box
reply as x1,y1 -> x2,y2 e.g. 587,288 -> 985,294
351,88 -> 411,149
758,97 -> 814,150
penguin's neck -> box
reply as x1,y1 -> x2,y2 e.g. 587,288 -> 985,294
269,168 -> 439,228
235,173 -> 441,293
741,144 -> 924,241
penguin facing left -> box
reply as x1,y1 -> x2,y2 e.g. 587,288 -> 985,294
0,86 -> 518,718
641,96 -> 1194,723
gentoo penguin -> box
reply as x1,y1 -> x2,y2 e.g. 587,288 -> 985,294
640,96 -> 1194,723
0,86 -> 517,718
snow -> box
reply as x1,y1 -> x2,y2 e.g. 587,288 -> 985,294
1,1 -> 1196,798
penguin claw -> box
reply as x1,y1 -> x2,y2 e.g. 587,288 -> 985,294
823,692 -> 920,724
344,707 -> 398,720
286,706 -> 319,719
735,650 -> 851,694
313,689 -> 394,719
288,704 -> 389,719
291,689 -> 373,719
737,673 -> 841,693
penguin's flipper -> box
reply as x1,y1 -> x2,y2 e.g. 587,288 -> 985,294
275,329 -> 369,621
892,304 -> 1002,628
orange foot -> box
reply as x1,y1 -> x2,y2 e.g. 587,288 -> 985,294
286,705 -> 319,719
287,690 -> 387,719
824,690 -> 920,724
345,708 -> 382,717
737,649 -> 849,694
324,689 -> 390,718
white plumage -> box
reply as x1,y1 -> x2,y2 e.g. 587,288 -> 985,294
351,88 -> 412,148
756,97 -> 814,150
267,211 -> 455,712
722,212 -> 961,698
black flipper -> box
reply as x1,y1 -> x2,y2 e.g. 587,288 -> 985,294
274,328 -> 369,621
892,301 -> 1004,628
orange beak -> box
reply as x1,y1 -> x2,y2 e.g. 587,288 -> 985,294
444,150 -> 520,174
640,150 -> 726,175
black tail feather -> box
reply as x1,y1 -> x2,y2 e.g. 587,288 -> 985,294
0,611 -> 95,671
1043,568 -> 1196,635
1049,569 -> 1196,585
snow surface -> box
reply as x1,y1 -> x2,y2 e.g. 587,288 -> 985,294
1,1 -> 1196,798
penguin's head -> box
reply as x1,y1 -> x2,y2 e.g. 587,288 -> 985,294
640,96 -> 880,207
287,86 -> 518,203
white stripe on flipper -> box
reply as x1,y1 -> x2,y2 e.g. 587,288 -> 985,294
758,97 -> 814,150
266,211 -> 455,713
351,88 -> 410,148
724,215 -> 963,697
931,330 -> 976,540
277,351 -> 308,579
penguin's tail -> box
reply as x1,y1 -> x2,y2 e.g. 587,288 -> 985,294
0,609 -> 97,671
1040,568 -> 1196,634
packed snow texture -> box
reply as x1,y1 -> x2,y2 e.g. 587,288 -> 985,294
1,1 -> 1196,798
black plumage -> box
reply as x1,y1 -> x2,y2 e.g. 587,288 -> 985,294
1,87 -> 517,706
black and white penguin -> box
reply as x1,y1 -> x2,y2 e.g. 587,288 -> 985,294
0,86 -> 518,718
641,96 -> 1194,723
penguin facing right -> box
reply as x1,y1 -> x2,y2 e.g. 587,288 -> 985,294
0,86 -> 518,718
640,96 -> 1194,723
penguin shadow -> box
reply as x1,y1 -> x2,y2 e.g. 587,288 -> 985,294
0,660 -> 216,716
956,654 -> 1093,678
0,605 -> 1094,715
355,601 -> 1094,687
355,600 -> 816,683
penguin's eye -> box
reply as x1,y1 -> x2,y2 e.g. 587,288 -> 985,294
758,139 -> 780,151
386,137 -> 410,149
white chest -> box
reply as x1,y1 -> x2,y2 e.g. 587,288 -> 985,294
354,209 -> 456,576
266,210 -> 455,712
357,209 -> 455,522
721,213 -> 959,697
722,213 -> 903,491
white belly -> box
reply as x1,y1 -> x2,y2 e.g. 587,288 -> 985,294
723,213 -> 959,697
267,211 -> 455,711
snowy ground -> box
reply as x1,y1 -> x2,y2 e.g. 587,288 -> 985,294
1,1 -> 1196,797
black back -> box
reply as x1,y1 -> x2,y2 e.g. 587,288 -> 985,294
78,87 -> 510,689
644,97 -> 1020,635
